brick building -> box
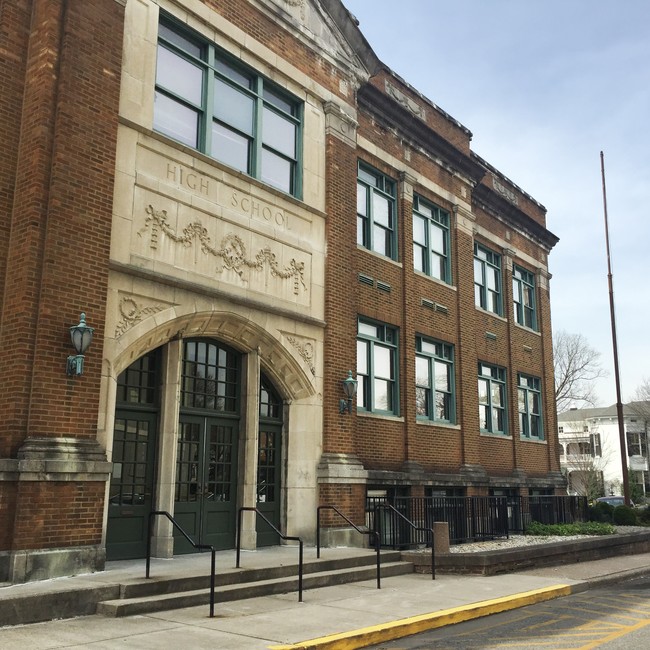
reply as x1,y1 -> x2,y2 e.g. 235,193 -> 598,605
0,0 -> 561,583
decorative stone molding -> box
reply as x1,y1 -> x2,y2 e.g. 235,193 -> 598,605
115,296 -> 167,337
323,100 -> 358,147
453,203 -> 475,235
492,174 -> 519,205
16,438 -> 111,482
285,334 -> 316,375
399,170 -> 417,199
139,205 -> 307,294
385,80 -> 426,120
317,453 -> 368,484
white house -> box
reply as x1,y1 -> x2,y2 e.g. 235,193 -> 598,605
558,402 -> 650,498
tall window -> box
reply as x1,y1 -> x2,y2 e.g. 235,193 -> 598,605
512,265 -> 537,330
474,244 -> 502,314
357,319 -> 398,414
415,337 -> 455,423
357,163 -> 397,259
478,363 -> 507,434
518,374 -> 543,440
154,18 -> 302,196
413,195 -> 451,283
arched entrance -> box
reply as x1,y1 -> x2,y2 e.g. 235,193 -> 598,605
106,336 -> 293,559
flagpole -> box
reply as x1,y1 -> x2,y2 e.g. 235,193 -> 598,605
600,151 -> 630,505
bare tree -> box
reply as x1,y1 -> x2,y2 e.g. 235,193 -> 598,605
554,330 -> 607,413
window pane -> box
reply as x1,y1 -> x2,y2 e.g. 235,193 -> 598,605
214,78 -> 253,134
216,60 -> 251,88
487,267 -> 498,291
430,222 -> 444,253
156,46 -> 203,105
478,378 -> 488,403
373,194 -> 390,227
491,384 -> 502,406
373,378 -> 390,411
357,183 -> 367,215
159,25 -> 202,58
358,322 -> 378,338
430,253 -> 444,280
212,122 -> 249,172
415,356 -> 430,387
264,87 -> 293,113
416,386 -> 428,416
155,92 -> 199,147
479,404 -> 488,429
434,361 -> 449,391
414,243 -> 425,272
436,392 -> 449,420
494,408 -> 504,432
420,340 -> 436,355
358,167 -> 376,186
474,258 -> 483,283
374,346 -> 392,379
413,215 -> 426,244
261,149 -> 291,193
372,224 -> 389,256
263,107 -> 296,157
357,340 -> 368,374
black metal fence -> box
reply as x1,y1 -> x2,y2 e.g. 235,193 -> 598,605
366,495 -> 588,547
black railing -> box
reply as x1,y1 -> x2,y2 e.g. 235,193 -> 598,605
236,507 -> 304,602
375,503 -> 435,580
317,505 -> 381,589
366,495 -> 587,546
146,510 -> 216,618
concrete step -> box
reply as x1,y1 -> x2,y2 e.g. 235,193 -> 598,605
96,560 -> 414,617
119,549 -> 403,600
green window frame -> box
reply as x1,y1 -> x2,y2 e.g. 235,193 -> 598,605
413,195 -> 451,283
474,243 -> 502,315
357,319 -> 399,415
478,363 -> 507,434
518,373 -> 543,440
512,264 -> 537,330
415,337 -> 455,423
357,162 -> 397,260
154,17 -> 302,197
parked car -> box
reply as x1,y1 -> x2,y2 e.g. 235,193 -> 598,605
595,495 -> 635,507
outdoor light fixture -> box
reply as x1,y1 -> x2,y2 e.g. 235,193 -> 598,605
339,370 -> 358,414
67,312 -> 94,376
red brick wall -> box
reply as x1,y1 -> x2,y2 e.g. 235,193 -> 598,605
0,0 -> 124,552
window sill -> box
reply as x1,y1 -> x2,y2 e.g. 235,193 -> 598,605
357,411 -> 405,423
474,305 -> 506,321
414,270 -> 457,291
480,432 -> 512,440
513,322 -> 541,336
520,436 -> 547,444
356,245 -> 402,268
416,420 -> 460,430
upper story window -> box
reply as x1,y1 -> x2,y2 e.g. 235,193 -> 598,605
154,18 -> 302,197
474,243 -> 502,315
413,195 -> 451,283
357,163 -> 397,260
357,319 -> 399,414
415,337 -> 455,423
478,363 -> 507,435
518,373 -> 543,440
512,264 -> 537,330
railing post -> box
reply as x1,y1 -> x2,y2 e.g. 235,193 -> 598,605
298,540 -> 303,602
316,506 -> 321,559
375,504 -> 381,590
236,507 -> 243,568
209,548 -> 216,618
146,511 -> 153,579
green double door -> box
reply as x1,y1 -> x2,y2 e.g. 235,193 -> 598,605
173,415 -> 239,552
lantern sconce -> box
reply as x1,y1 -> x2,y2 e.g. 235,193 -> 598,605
339,370 -> 358,414
66,312 -> 94,376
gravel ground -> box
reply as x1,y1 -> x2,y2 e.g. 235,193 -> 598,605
448,526 -> 648,553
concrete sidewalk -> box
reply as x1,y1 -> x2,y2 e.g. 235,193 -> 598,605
0,549 -> 648,649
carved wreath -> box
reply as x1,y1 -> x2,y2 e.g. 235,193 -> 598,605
139,205 -> 306,294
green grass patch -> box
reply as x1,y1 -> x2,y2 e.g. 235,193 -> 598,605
525,521 -> 615,536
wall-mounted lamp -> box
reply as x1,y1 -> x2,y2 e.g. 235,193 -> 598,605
67,312 -> 94,376
339,370 -> 358,414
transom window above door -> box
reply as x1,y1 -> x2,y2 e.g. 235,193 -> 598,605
154,17 -> 303,197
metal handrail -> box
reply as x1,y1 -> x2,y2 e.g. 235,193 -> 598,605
375,503 -> 435,579
146,510 -> 217,617
317,505 -> 381,590
236,507 -> 304,602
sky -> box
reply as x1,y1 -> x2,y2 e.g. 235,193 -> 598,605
343,0 -> 650,407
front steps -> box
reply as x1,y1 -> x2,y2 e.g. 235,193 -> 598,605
96,553 -> 412,617
0,549 -> 414,625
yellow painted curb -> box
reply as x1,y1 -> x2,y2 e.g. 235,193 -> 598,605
269,584 -> 573,650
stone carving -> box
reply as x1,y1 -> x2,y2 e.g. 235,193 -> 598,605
385,81 -> 426,120
492,175 -> 519,206
283,0 -> 306,20
139,205 -> 307,294
286,335 -> 315,375
115,296 -> 166,337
